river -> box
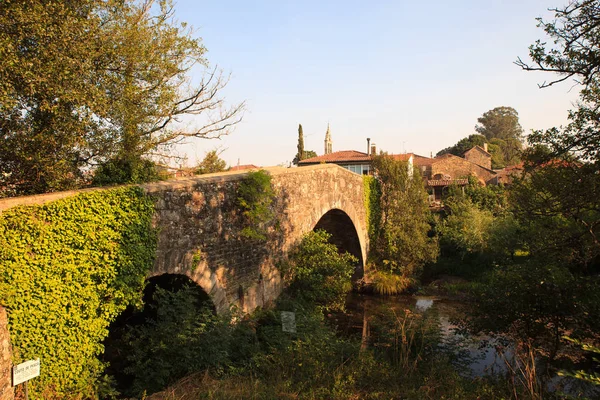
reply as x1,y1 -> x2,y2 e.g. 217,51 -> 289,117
330,292 -> 599,398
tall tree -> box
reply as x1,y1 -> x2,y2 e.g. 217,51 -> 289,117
293,124 -> 305,165
370,154 -> 438,277
475,106 -> 524,141
516,0 -> 600,163
0,0 -> 244,196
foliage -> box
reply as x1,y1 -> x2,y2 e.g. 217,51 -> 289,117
292,124 -> 317,164
559,337 -> 600,386
467,262 -> 596,362
195,150 -> 227,175
293,124 -> 305,165
509,162 -> 600,272
0,0 -> 244,196
362,175 -> 382,245
516,0 -> 600,163
437,107 -> 523,168
461,176 -> 508,214
370,154 -> 438,277
438,194 -> 495,257
236,169 -> 276,241
116,286 -> 231,397
93,156 -> 165,185
475,106 -> 524,142
0,187 -> 156,398
437,134 -> 487,157
281,230 -> 356,311
368,270 -> 412,295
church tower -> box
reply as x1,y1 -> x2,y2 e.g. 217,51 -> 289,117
324,124 -> 332,155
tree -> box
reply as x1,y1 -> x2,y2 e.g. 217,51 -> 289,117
370,154 -> 438,277
475,106 -> 524,141
515,0 -> 600,163
293,124 -> 305,165
0,0 -> 244,196
195,150 -> 227,175
292,124 -> 317,164
436,134 -> 487,157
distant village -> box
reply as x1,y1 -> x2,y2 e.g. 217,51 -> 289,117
294,125 -> 522,206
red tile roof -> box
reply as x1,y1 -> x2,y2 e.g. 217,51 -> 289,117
299,150 -> 371,164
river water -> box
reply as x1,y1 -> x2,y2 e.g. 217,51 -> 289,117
331,292 -> 599,398
333,292 -> 509,377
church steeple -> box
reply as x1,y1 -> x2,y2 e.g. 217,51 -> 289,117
324,123 -> 332,155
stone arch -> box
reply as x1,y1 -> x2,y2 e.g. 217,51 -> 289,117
147,260 -> 229,314
144,273 -> 216,313
312,208 -> 365,278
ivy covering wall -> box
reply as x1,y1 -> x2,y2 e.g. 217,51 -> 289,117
363,175 -> 381,246
0,187 -> 156,398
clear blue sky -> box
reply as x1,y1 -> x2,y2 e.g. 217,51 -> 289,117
173,0 -> 579,167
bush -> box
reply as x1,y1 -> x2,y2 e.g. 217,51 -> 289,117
93,157 -> 165,185
236,169 -> 276,241
117,286 -> 232,397
0,187 -> 156,398
281,230 -> 356,311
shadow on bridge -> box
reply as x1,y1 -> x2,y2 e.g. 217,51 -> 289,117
313,208 -> 364,279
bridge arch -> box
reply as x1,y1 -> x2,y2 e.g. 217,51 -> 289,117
313,208 -> 364,277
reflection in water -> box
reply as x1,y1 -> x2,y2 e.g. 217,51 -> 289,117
340,293 -> 511,377
337,292 -> 599,398
340,293 -> 505,377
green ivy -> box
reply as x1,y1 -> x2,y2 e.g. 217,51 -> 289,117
0,187 -> 156,399
363,175 -> 381,247
236,170 -> 276,241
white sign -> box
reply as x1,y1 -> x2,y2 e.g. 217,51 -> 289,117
12,359 -> 40,386
281,311 -> 296,333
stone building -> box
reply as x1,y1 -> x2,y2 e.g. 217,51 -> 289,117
463,144 -> 492,170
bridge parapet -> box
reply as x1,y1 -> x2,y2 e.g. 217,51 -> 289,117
0,164 -> 368,314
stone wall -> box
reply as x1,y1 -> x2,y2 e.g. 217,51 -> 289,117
0,307 -> 14,400
145,164 -> 368,314
464,147 -> 492,170
431,154 -> 496,184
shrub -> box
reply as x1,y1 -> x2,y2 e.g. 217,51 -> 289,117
281,230 -> 356,311
236,169 -> 276,241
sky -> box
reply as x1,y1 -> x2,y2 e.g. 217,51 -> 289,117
171,0 -> 580,168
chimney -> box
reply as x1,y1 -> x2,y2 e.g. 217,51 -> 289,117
367,138 -> 371,155
483,143 -> 488,152
371,143 -> 376,156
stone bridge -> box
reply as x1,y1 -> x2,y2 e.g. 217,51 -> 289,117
0,164 -> 368,314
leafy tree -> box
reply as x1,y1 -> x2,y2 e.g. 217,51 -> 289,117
370,154 -> 438,277
0,0 -> 244,195
437,107 -> 523,168
304,150 -> 317,159
438,195 -> 495,257
475,106 -> 524,141
515,0 -> 600,163
196,150 -> 227,175
436,134 -> 487,157
509,162 -> 600,273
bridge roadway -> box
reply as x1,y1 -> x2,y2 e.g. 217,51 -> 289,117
0,164 -> 368,313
